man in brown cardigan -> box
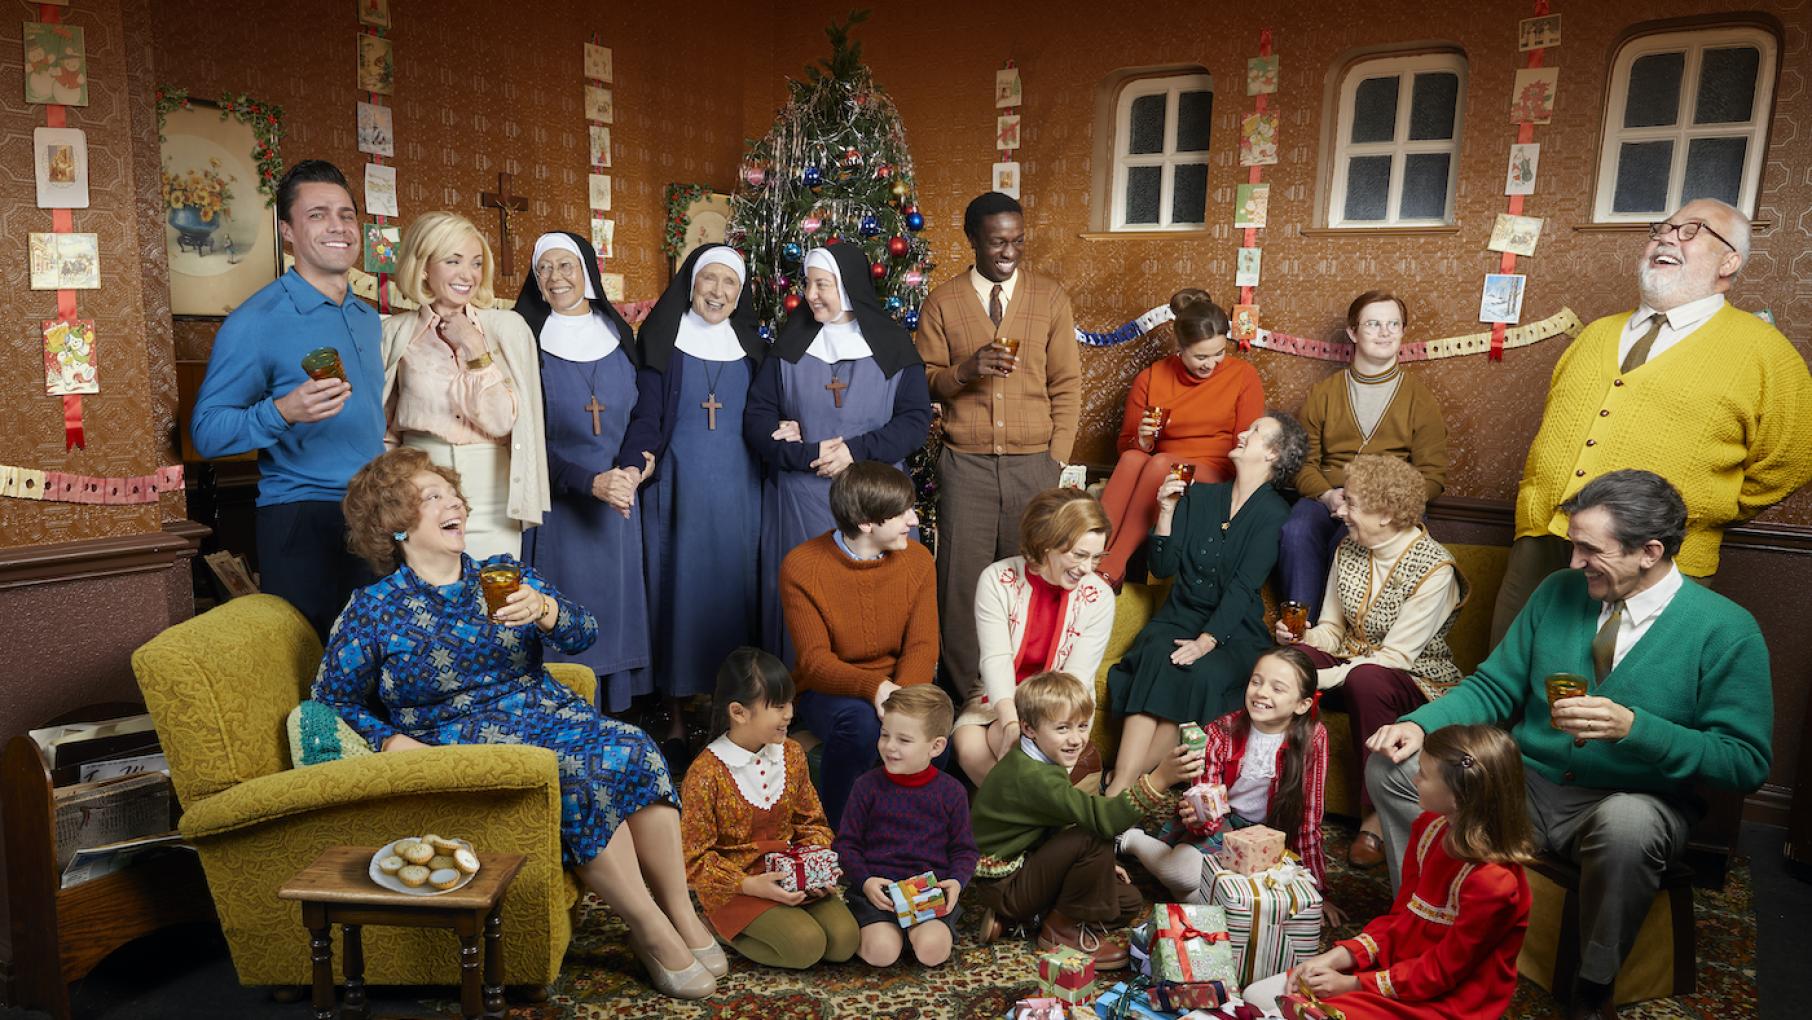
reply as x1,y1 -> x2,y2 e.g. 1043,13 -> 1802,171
915,192 -> 1081,708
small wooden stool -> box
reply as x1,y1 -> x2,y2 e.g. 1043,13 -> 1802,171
277,847 -> 525,1020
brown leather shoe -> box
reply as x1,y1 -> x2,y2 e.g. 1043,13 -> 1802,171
1347,830 -> 1386,869
975,905 -> 1005,946
1069,742 -> 1104,787
1036,911 -> 1131,970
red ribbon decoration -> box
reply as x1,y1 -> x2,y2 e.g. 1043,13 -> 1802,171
40,2 -> 85,450
1156,903 -> 1230,982
1236,29 -> 1274,351
364,18 -> 391,313
1491,0 -> 1553,361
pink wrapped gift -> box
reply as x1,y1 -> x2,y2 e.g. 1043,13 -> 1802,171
761,844 -> 840,893
1010,997 -> 1068,1019
1219,824 -> 1286,875
1182,782 -> 1230,832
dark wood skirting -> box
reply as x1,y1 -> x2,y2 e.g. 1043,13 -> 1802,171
0,521 -> 209,590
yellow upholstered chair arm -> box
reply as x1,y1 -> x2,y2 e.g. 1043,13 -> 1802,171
178,743 -> 561,842
546,662 -> 596,704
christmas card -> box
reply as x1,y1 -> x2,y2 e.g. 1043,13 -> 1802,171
357,34 -> 394,95
1247,55 -> 1279,96
1479,273 -> 1527,324
1487,213 -> 1544,257
358,0 -> 389,29
1234,183 -> 1270,228
364,163 -> 398,217
590,126 -> 612,168
1504,143 -> 1540,195
34,127 -> 88,209
1231,304 -> 1259,341
1236,247 -> 1263,287
995,67 -> 1022,108
357,102 -> 394,156
1510,68 -> 1559,124
1240,111 -> 1278,166
992,161 -> 1021,199
363,223 -> 399,273
24,22 -> 86,106
584,43 -> 613,83
585,85 -> 613,124
42,319 -> 98,395
29,232 -> 99,290
589,173 -> 611,211
996,115 -> 1021,151
1519,14 -> 1561,51
591,214 -> 615,259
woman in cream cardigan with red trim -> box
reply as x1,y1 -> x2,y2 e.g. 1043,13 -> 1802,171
380,211 -> 549,560
951,487 -> 1117,785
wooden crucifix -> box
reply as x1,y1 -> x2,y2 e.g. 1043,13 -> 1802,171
584,395 -> 605,436
479,172 -> 530,278
824,375 -> 848,409
701,392 -> 723,431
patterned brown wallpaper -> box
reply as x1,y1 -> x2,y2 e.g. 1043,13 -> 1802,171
772,0 -> 1812,525
0,1 -> 167,551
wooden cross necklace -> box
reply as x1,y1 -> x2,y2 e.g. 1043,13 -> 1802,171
825,362 -> 850,409
700,361 -> 726,431
579,357 -> 607,436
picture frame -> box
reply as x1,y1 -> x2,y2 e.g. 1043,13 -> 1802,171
160,97 -> 281,318
203,550 -> 259,600
669,190 -> 731,274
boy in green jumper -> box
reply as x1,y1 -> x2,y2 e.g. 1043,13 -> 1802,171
969,670 -> 1202,969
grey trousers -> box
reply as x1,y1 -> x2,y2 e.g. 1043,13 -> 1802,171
1366,751 -> 1694,985
935,448 -> 1060,700
1488,534 -> 1573,648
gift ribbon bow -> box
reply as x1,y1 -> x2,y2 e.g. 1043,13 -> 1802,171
773,845 -> 811,889
1156,903 -> 1229,982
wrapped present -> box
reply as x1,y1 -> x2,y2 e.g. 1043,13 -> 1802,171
1178,721 -> 1208,755
1148,903 -> 1238,1003
1202,855 -> 1323,985
1145,976 -> 1231,1011
761,844 -> 839,893
1093,980 -> 1183,1019
1279,980 -> 1346,1020
1218,824 -> 1285,875
1129,916 -> 1155,977
886,871 -> 949,927
1010,997 -> 1069,1020
1037,945 -> 1098,1004
1181,782 -> 1230,832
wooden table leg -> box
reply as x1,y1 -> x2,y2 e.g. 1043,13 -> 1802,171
482,907 -> 506,1018
301,902 -> 336,1020
341,923 -> 368,1020
456,912 -> 483,1020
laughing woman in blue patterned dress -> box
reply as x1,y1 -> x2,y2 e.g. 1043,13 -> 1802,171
313,447 -> 722,1000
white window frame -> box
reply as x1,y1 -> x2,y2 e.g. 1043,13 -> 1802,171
1593,26 -> 1776,223
1110,73 -> 1212,231
1326,52 -> 1467,228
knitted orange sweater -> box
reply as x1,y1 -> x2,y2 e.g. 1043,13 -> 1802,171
778,532 -> 939,701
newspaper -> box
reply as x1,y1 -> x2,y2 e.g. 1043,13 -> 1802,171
61,830 -> 192,889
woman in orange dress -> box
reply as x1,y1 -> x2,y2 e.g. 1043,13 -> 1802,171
1097,290 -> 1264,589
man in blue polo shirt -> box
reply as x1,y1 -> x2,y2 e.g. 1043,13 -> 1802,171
191,160 -> 385,636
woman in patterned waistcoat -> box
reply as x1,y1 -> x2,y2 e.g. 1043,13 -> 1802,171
1277,454 -> 1467,870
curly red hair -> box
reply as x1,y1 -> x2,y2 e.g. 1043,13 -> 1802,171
341,448 -> 465,574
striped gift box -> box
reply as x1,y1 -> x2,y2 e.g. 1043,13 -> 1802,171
1202,856 -> 1324,986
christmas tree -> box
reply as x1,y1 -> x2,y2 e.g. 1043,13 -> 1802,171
727,10 -> 934,339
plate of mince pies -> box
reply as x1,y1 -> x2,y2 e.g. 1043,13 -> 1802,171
370,834 -> 482,895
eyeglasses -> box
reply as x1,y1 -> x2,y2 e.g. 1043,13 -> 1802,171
533,259 -> 583,277
1647,219 -> 1735,252
1360,320 -> 1404,334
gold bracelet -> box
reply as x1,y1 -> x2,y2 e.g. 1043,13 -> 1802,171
539,596 -> 558,626
465,350 -> 494,371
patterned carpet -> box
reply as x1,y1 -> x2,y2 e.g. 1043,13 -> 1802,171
427,823 -> 1758,1019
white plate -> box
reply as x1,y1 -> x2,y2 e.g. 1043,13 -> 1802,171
368,837 -> 479,896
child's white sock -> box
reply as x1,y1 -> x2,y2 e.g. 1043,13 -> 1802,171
1119,827 -> 1205,898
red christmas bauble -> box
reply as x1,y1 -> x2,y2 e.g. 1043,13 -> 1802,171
783,294 -> 802,313
870,261 -> 887,280
902,204 -> 918,217
887,236 -> 909,258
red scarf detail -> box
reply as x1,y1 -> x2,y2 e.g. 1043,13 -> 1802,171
1013,568 -> 1073,684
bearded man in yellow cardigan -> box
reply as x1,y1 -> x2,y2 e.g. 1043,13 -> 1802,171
1491,197 -> 1812,644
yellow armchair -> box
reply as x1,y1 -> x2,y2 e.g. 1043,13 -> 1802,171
132,595 -> 585,989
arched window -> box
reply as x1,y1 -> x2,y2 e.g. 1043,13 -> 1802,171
1593,25 -> 1776,221
1326,52 -> 1466,227
1109,72 -> 1212,231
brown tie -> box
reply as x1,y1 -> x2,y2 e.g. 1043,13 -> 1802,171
988,284 -> 1004,328
1621,314 -> 1662,374
1591,600 -> 1625,682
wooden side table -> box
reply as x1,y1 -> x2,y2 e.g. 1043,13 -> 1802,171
277,847 -> 525,1020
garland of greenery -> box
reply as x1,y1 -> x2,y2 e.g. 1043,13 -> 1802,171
154,86 -> 286,205
662,182 -> 714,260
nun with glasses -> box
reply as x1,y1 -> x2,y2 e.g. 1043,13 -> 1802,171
743,242 -> 932,661
515,230 -> 653,714
620,244 -> 766,759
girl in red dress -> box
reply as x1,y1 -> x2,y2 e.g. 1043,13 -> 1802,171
1245,723 -> 1534,1019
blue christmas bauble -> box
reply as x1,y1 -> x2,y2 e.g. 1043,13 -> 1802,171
759,324 -> 773,340
781,241 -> 802,262
859,215 -> 880,236
802,165 -> 823,187
884,295 -> 904,312
905,211 -> 925,232
903,310 -> 920,330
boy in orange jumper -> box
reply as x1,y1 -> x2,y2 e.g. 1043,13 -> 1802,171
780,461 -> 940,826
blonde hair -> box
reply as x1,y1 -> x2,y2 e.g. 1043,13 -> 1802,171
1014,671 -> 1094,730
1020,488 -> 1111,564
395,211 -> 497,308
884,685 -> 956,738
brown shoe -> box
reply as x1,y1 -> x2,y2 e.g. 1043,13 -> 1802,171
975,905 -> 1005,946
1036,911 -> 1131,970
1347,830 -> 1386,869
1069,742 -> 1104,787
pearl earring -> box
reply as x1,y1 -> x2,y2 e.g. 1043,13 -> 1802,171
393,530 -> 408,542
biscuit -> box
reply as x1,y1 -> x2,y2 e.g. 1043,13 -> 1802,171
377,855 -> 406,875
401,841 -> 435,865
427,835 -> 464,852
428,855 -> 456,872
398,865 -> 431,887
453,848 -> 480,874
429,868 -> 461,890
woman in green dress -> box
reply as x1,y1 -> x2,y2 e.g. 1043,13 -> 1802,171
1104,410 -> 1308,796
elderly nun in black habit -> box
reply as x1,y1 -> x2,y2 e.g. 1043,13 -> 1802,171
743,240 -> 932,661
618,244 -> 765,758
515,231 -> 652,714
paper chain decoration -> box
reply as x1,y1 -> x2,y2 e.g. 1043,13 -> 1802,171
0,464 -> 184,503
1077,304 -> 1583,362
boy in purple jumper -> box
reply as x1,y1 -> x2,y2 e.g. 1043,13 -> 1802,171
834,685 -> 978,967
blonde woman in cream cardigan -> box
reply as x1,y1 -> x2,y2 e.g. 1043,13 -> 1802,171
952,487 -> 1116,785
381,211 -> 549,560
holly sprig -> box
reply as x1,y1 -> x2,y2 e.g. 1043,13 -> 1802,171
663,182 -> 715,260
155,85 -> 285,205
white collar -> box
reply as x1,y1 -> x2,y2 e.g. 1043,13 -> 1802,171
674,309 -> 745,363
1634,293 -> 1724,332
538,308 -> 620,363
803,315 -> 873,364
1614,563 -> 1685,628
706,735 -> 787,810
1019,734 -> 1053,765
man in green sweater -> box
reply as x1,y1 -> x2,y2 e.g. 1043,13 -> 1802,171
1366,470 -> 1771,1020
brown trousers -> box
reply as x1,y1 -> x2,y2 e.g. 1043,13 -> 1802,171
935,448 -> 1062,698
972,826 -> 1145,926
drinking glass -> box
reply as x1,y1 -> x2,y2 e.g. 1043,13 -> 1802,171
300,347 -> 346,383
1281,601 -> 1310,639
1545,673 -> 1588,729
479,564 -> 522,618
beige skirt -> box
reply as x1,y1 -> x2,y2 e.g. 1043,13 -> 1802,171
402,432 -> 522,562
954,693 -> 1004,731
